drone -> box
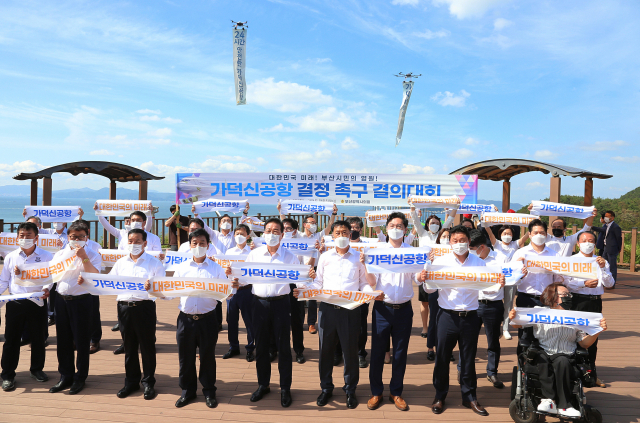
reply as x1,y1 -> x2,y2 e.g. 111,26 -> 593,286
394,72 -> 422,80
232,20 -> 248,28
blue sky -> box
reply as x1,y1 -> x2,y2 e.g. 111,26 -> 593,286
1,0 -> 639,204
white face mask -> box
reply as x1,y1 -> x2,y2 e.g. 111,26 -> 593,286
18,238 -> 35,249
469,248 -> 479,256
501,235 -> 513,244
440,237 -> 449,245
235,235 -> 247,245
263,233 -> 280,247
53,222 -> 64,231
127,243 -> 143,255
69,240 -> 86,249
452,242 -> 468,255
387,228 -> 404,240
220,222 -> 232,230
283,231 -> 294,239
335,236 -> 350,249
307,224 -> 317,233
191,245 -> 207,258
604,217 -> 611,224
130,221 -> 143,230
579,242 -> 596,255
124,224 -> 131,232
531,234 -> 546,246
428,223 -> 440,233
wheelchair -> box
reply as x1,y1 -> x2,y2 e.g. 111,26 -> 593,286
509,336 -> 602,423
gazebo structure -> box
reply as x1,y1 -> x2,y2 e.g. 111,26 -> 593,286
13,161 -> 164,247
450,159 -> 612,221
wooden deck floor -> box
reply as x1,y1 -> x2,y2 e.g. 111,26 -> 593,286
0,272 -> 638,423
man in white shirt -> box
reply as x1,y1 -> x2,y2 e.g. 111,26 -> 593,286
419,225 -> 505,416
563,231 -> 613,388
0,222 -> 52,392
177,218 -> 225,256
49,221 -> 102,395
94,204 -> 159,251
527,204 -> 596,257
192,206 -> 238,252
367,212 -> 422,412
230,218 -> 315,408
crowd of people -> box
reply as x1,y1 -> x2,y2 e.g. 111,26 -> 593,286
0,200 -> 620,417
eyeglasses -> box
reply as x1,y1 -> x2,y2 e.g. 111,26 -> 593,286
68,235 -> 87,241
558,293 -> 573,298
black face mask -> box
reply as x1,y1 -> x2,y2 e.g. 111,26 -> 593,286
560,297 -> 572,310
350,230 -> 360,241
552,228 -> 564,238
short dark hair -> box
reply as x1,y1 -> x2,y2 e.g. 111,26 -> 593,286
304,215 -> 316,223
448,225 -> 470,241
188,228 -> 210,244
26,216 -> 42,225
528,218 -> 547,233
469,229 -> 486,248
128,228 -> 147,241
540,282 -> 565,307
282,218 -> 299,230
386,211 -> 408,229
461,218 -> 475,228
425,214 -> 442,230
265,217 -> 284,232
130,211 -> 147,222
552,218 -> 566,229
330,220 -> 351,233
346,216 -> 364,230
605,210 -> 615,218
17,222 -> 39,236
221,214 -> 231,221
578,231 -> 597,243
189,218 -> 205,228
497,225 -> 513,238
170,204 -> 177,213
67,222 -> 89,235
234,223 -> 250,236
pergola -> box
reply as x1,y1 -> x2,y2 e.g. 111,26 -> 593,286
13,161 -> 164,247
450,159 -> 612,221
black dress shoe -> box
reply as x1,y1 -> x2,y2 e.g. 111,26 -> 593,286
1,379 -> 15,392
269,351 -> 278,362
281,389 -> 292,408
250,385 -> 270,402
333,355 -> 342,366
19,338 -> 30,346
205,395 -> 218,408
113,344 -> 125,355
175,393 -> 196,408
223,349 -> 240,359
296,352 -> 306,364
450,354 -> 455,362
421,332 -> 428,338
48,317 -> 56,327
117,385 -> 140,398
69,381 -> 85,395
487,375 -> 504,389
30,370 -> 48,382
111,323 -> 120,331
316,391 -> 332,406
246,351 -> 255,362
426,350 -> 435,361
49,379 -> 72,393
358,356 -> 368,368
346,392 -> 358,409
89,342 -> 100,354
432,398 -> 445,414
463,400 -> 489,416
458,371 -> 461,385
144,386 -> 156,400
218,324 -> 223,332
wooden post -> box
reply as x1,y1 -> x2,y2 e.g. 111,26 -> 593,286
502,179 -> 511,212
30,179 -> 38,206
631,228 -> 637,272
549,176 -> 561,224
42,177 -> 52,229
108,181 -> 116,249
139,180 -> 148,201
584,177 -> 593,207
619,232 -> 625,266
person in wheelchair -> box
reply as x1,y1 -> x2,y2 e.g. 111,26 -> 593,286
509,283 -> 607,418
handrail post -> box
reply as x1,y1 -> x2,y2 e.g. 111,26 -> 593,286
631,228 -> 637,273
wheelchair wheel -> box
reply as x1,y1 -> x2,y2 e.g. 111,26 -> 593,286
583,405 -> 602,423
509,398 -> 538,423
511,366 -> 518,401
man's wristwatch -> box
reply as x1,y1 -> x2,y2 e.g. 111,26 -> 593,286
332,212 -> 337,216
82,258 -> 90,263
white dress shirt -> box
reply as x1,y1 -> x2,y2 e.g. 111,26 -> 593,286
425,251 -> 487,311
110,251 -> 166,302
0,246 -> 53,306
374,242 -> 421,304
226,244 -> 251,256
178,241 -> 222,256
479,250 -> 505,301
86,239 -> 102,252
56,246 -> 103,296
512,244 -> 562,295
410,209 -> 455,247
203,222 -> 236,252
52,228 -> 68,248
245,244 -> 304,298
98,216 -> 160,251
308,247 -> 373,292
173,258 -> 226,314
545,224 -> 590,257
563,252 -> 615,295
493,239 -> 519,262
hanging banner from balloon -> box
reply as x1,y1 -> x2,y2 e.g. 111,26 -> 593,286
395,80 -> 413,146
233,23 -> 247,105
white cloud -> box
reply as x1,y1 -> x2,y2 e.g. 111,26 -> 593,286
582,140 -> 629,151
431,90 -> 470,107
148,128 -> 172,137
136,109 -> 162,114
391,0 -> 420,5
0,160 -> 45,177
450,148 -> 474,159
89,149 -> 114,155
432,0 -> 512,19
319,140 -> 328,148
281,149 -> 333,166
341,137 -> 360,150
494,18 -> 513,30
525,181 -> 545,190
465,137 -> 480,145
534,150 -> 558,160
269,107 -> 356,132
139,115 -> 182,124
248,78 -> 332,112
413,29 -> 450,39
611,156 -> 640,163
399,164 -> 436,174
139,158 -> 257,178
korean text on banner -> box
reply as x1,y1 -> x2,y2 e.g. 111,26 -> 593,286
149,277 -> 232,301
298,288 -> 382,310
422,265 -> 503,290
240,216 -> 265,233
163,251 -> 192,271
280,200 -> 334,216
95,200 -> 152,217
213,254 -> 248,269
193,199 -> 247,214
280,239 -> 318,257
510,307 -> 603,336
25,206 -> 80,222
481,212 -> 538,227
408,195 -> 460,209
455,204 -> 498,215
395,80 -> 413,147
0,292 -> 46,308
0,233 -> 59,256
99,249 -> 162,268
175,173 -> 479,207
230,262 -> 311,285
80,272 -> 147,296
14,248 -> 79,287
524,254 -> 597,280
365,248 -> 431,273
233,25 -> 247,105
530,201 -> 595,220
365,209 -> 416,227
430,245 -> 452,260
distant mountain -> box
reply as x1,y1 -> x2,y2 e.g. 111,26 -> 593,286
620,186 -> 640,200
0,185 -> 175,201
477,199 -> 524,212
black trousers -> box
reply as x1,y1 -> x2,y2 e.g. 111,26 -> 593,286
335,302 -> 370,358
227,288 -> 255,352
1,300 -> 47,380
427,291 -> 440,349
55,294 -> 93,382
271,287 -> 304,355
48,284 -> 57,317
318,303 -> 361,394
535,352 -> 574,409
433,309 -> 480,402
478,300 -> 504,376
118,300 -> 157,387
306,300 -> 317,326
516,293 -> 543,356
572,294 -> 602,379
254,296 -> 292,389
91,296 -> 102,344
177,310 -> 218,397
601,249 -> 618,283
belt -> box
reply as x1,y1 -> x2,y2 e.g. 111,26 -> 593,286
255,294 -> 288,302
237,285 -> 252,291
180,309 -> 215,321
573,293 -> 601,300
520,292 -> 541,300
479,299 -> 502,305
383,300 -> 411,310
118,300 -> 153,307
60,294 -> 91,301
443,308 -> 477,317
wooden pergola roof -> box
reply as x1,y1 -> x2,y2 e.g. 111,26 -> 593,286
449,159 -> 612,181
13,161 -> 164,183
